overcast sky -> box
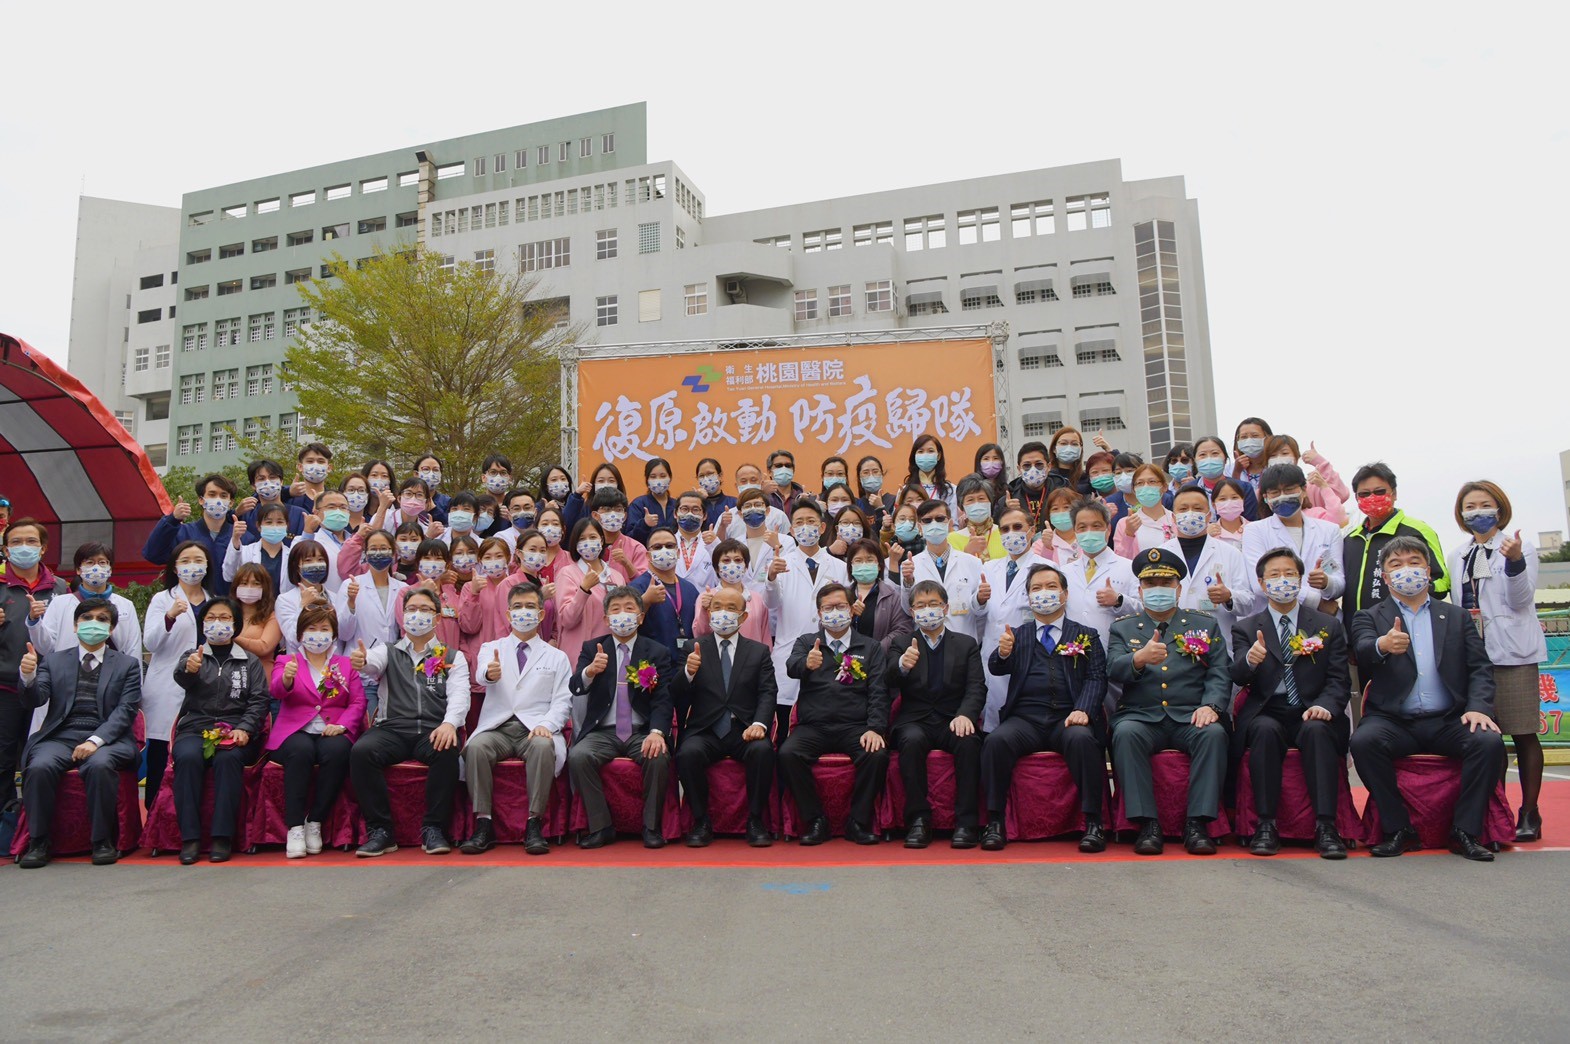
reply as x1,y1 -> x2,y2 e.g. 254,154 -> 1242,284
4,3 -> 1566,544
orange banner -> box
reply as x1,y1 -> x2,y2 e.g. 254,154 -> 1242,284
576,339 -> 998,487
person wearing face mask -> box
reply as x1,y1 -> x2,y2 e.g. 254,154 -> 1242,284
763,449 -> 807,517
974,507 -> 1050,731
394,539 -> 462,655
235,459 -> 309,542
627,457 -> 679,545
1,520 -> 68,663
351,587 -> 471,857
1099,452 -> 1141,528
1342,462 -> 1449,637
361,459 -> 398,508
141,474 -> 239,592
723,472 -> 791,542
1263,435 -> 1348,526
229,563 -> 281,687
819,454 -> 853,503
1047,427 -> 1091,494
884,504 -> 925,562
472,493 -> 504,540
140,542 -> 215,813
390,521 -> 425,584
496,490 -> 538,555
729,487 -> 795,602
440,491 -> 483,547
1058,500 -> 1141,653
820,486 -> 860,552
588,487 -> 650,580
982,563 -> 1109,853
1241,465 -> 1346,621
827,503 -> 873,565
765,501 -> 850,740
564,462 -> 627,535
1158,486 -> 1256,656
507,531 -> 559,636
286,443 -> 335,515
461,582 -> 572,856
33,542 -> 141,662
169,598 -> 270,864
693,457 -> 735,529
974,442 -> 1010,506
479,452 -> 514,501
1447,481 -> 1546,843
1114,463 -> 1176,558
669,491 -> 716,591
676,585 -> 778,848
568,587 -> 676,849
14,600 -> 142,868
340,475 -> 376,533
1191,436 -> 1258,520
378,477 -> 437,539
223,502 -> 295,597
537,465 -> 575,516
896,500 -> 983,643
948,475 -> 1005,561
555,519 -> 628,667
854,454 -> 896,530
1229,548 -> 1352,859
1159,444 -> 1195,508
1206,478 -> 1251,547
904,435 -> 958,520
1108,549 -> 1232,856
1002,442 -> 1060,531
1230,418 -> 1273,489
1028,488 -> 1082,564
695,540 -> 773,647
887,581 -> 985,849
275,542 -> 356,657
531,507 -> 570,583
1350,537 -> 1505,861
411,453 -> 452,524
458,537 -> 540,729
837,538 -> 914,655
267,604 -> 366,859
295,490 -> 354,594
340,530 -> 405,723
630,527 -> 700,665
1084,450 -> 1119,504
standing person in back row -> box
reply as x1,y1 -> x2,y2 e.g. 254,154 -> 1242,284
1341,462 -> 1449,631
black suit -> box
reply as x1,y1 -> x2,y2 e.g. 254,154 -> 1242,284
779,629 -> 891,827
674,633 -> 777,823
1229,606 -> 1351,820
982,617 -> 1108,819
1349,596 -> 1505,836
887,629 -> 984,828
568,635 -> 676,833
21,647 -> 141,846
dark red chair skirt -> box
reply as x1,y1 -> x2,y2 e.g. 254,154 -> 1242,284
247,761 -> 362,850
1007,752 -> 1114,841
141,759 -> 269,855
778,754 -> 892,839
880,750 -> 960,831
678,759 -> 779,836
488,759 -> 571,843
10,769 -> 143,858
1234,748 -> 1361,843
1357,754 -> 1515,848
568,757 -> 682,839
382,761 -> 472,847
1112,750 -> 1231,839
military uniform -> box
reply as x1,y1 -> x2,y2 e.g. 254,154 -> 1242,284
1107,549 -> 1232,840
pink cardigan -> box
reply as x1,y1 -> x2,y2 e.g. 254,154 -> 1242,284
1113,510 -> 1175,558
266,653 -> 367,749
554,559 -> 627,660
1301,450 -> 1350,526
693,586 -> 771,647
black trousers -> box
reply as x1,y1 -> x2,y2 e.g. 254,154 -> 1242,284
777,722 -> 888,827
271,731 -> 354,828
1243,705 -> 1348,819
144,739 -> 170,812
1350,713 -> 1506,836
982,713 -> 1104,819
892,719 -> 981,828
1110,716 -> 1227,823
172,733 -> 262,842
0,686 -> 31,804
676,726 -> 775,822
349,727 -> 459,833
22,733 -> 136,844
773,704 -> 792,747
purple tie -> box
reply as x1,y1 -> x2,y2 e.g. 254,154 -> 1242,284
516,641 -> 529,674
615,642 -> 632,741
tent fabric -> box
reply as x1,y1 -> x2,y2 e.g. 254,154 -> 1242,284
0,333 -> 171,584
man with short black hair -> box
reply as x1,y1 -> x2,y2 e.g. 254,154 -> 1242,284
142,473 -> 239,588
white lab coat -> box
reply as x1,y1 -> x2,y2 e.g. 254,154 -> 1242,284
141,587 -> 208,740
1241,515 -> 1345,611
340,573 -> 408,650
1158,536 -> 1258,657
1057,547 -> 1143,650
472,633 -> 573,774
764,547 -> 848,705
970,551 -> 1050,730
1446,535 -> 1547,666
673,532 -> 717,592
298,529 -> 349,593
221,538 -> 297,595
276,587 -> 361,656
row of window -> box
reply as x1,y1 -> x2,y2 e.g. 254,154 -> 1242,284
130,344 -> 172,372
759,195 -> 1112,255
427,173 -> 699,238
1020,408 -> 1129,439
188,214 -> 419,267
177,363 -> 285,407
463,132 -> 615,179
175,413 -> 299,456
180,309 -> 310,353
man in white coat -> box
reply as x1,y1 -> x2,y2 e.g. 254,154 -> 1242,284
1057,499 -> 1142,650
971,506 -> 1049,731
1241,464 -> 1346,616
460,582 -> 572,856
899,498 -> 983,642
1160,484 -> 1259,657
764,500 -> 847,739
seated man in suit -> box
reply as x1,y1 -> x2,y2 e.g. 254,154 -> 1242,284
888,580 -> 985,849
461,582 -> 572,857
675,587 -> 777,848
982,563 -> 1108,853
1350,535 -> 1504,861
1108,548 -> 1231,856
16,601 -> 141,868
1229,548 -> 1352,859
780,583 -> 891,845
568,586 -> 675,849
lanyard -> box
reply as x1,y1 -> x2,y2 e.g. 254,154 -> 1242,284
678,535 -> 700,569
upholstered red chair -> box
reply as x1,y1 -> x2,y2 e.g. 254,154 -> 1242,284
568,757 -> 683,840
1112,750 -> 1231,839
246,761 -> 363,851
10,713 -> 146,860
487,759 -> 572,844
1358,753 -> 1515,849
1234,748 -> 1361,845
1006,752 -> 1115,841
881,750 -> 961,832
381,761 -> 473,848
678,758 -> 779,837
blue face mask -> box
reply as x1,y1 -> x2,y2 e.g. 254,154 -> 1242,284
895,520 -> 919,542
1168,462 -> 1192,481
823,476 -> 845,488
1267,494 -> 1302,519
1196,458 -> 1225,480
1142,586 -> 1178,612
300,563 -> 329,585
1462,511 -> 1498,535
365,551 -> 395,571
260,524 -> 288,545
1135,486 -> 1164,508
676,513 -> 703,532
860,474 -> 883,494
922,520 -> 950,545
6,545 -> 40,569
1075,531 -> 1107,555
512,512 -> 536,531
914,452 -> 939,473
741,509 -> 767,528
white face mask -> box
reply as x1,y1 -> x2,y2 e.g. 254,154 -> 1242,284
300,630 -> 335,654
522,549 -> 547,572
1029,589 -> 1062,615
510,607 -> 541,634
608,612 -> 640,638
717,561 -> 747,584
403,610 -> 436,637
709,609 -> 742,636
649,547 -> 678,571
234,585 -> 264,604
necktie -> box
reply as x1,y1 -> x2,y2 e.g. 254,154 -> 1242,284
806,558 -> 818,582
716,639 -> 733,737
615,642 -> 632,740
83,653 -> 96,672
1040,626 -> 1056,655
1005,559 -> 1017,590
935,557 -> 947,580
1279,616 -> 1301,707
1084,557 -> 1098,583
516,641 -> 529,674
831,639 -> 844,658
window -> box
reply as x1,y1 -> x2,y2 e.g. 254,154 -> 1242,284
242,417 -> 268,440
439,255 -> 455,273
247,313 -> 271,342
184,286 -> 209,302
596,295 -> 618,327
474,249 -> 495,272
961,284 -> 1003,311
537,145 -> 550,165
675,225 -> 685,249
596,228 -> 618,260
638,289 -> 661,323
176,424 -> 201,456
396,211 -> 418,228
361,176 -> 387,194
638,222 -> 660,254
1090,193 -> 1112,228
321,223 -> 348,241
290,190 -> 316,207
182,323 -> 207,352
559,141 -> 570,162
436,162 -> 464,180
278,413 -> 299,440
865,280 -> 893,313
252,236 -> 277,253
254,197 -> 280,215
179,372 -> 206,405
222,203 -> 246,220
214,317 -> 241,347
755,235 -> 791,250
1011,199 -> 1055,237
349,215 -> 383,236
219,242 -> 244,259
187,248 -> 211,264
1079,406 -> 1126,430
188,211 -> 212,227
580,137 -> 592,158
145,393 -> 170,421
287,229 -> 313,247
136,308 -> 161,324
793,290 -> 818,321
217,279 -> 241,296
212,368 -> 239,400
904,215 -> 945,251
250,274 -> 275,291
828,284 -> 852,317
285,268 -> 311,285
906,284 -> 947,316
245,363 -> 274,396
398,170 -> 418,188
283,307 -> 310,338
1066,194 -> 1110,232
684,284 -> 707,316
483,204 -> 497,228
958,207 -> 1001,245
602,132 -> 615,153
1075,340 -> 1120,365
802,228 -> 843,253
154,343 -> 171,368
473,156 -> 487,176
133,346 -> 149,371
518,237 -> 570,271
139,273 -> 165,290
209,421 -> 236,454
1014,275 -> 1058,304
515,149 -> 527,169
853,221 -> 893,247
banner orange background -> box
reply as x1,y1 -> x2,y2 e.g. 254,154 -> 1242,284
576,339 -> 999,489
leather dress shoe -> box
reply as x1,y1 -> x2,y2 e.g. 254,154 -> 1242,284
1184,819 -> 1217,855
1133,820 -> 1164,855
179,840 -> 201,865
642,827 -> 667,849
208,838 -> 233,863
1079,818 -> 1107,854
951,824 -> 980,849
524,816 -> 550,856
903,817 -> 931,849
799,816 -> 831,846
1314,823 -> 1348,860
17,840 -> 49,870
845,820 -> 879,845
91,841 -> 119,866
577,827 -> 616,849
1515,807 -> 1543,843
980,820 -> 1006,851
1249,819 -> 1281,856
459,817 -> 495,855
746,817 -> 772,848
1449,828 -> 1494,862
684,819 -> 714,848
1371,825 -> 1420,857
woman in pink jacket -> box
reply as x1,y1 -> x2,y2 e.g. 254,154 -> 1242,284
1264,435 -> 1349,526
693,538 -> 771,647
267,602 -> 367,859
1030,487 -> 1082,563
1113,463 -> 1176,557
553,518 -> 626,659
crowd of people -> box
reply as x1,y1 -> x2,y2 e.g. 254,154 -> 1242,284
3,420 -> 1548,867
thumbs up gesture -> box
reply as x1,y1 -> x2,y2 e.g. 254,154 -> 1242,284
283,656 -> 299,686
586,645 -> 610,680
685,641 -> 702,677
19,642 -> 37,677
1380,616 -> 1410,656
644,578 -> 668,605
487,649 -> 502,682
1307,557 -> 1329,590
1096,577 -> 1119,607
345,577 -> 360,604
977,574 -> 992,605
806,638 -> 824,671
1247,630 -> 1268,667
719,508 -> 734,532
644,510 -> 659,528
697,589 -> 713,612
350,640 -> 368,671
173,496 -> 192,522
1135,635 -> 1169,668
231,519 -> 248,548
184,649 -> 204,674
767,557 -> 789,580
1500,529 -> 1524,561
27,595 -> 44,621
900,556 -> 915,584
997,625 -> 1015,659
900,636 -> 921,672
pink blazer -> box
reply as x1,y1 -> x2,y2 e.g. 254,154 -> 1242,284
1301,451 -> 1350,526
266,653 -> 367,748
553,559 -> 627,656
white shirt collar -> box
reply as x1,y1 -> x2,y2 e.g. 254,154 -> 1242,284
78,644 -> 108,664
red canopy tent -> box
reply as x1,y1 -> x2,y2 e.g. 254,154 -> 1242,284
0,333 -> 171,584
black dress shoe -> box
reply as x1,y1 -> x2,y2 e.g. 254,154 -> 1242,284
209,837 -> 232,863
524,816 -> 550,856
1079,818 -> 1107,854
356,827 -> 397,857
460,817 -> 495,855
1184,819 -> 1217,855
845,820 -> 878,845
1249,818 -> 1281,857
642,827 -> 667,849
1515,807 -> 1543,843
1449,828 -> 1494,862
1314,823 -> 1348,860
91,841 -> 118,866
951,824 -> 980,849
179,840 -> 201,865
1133,820 -> 1164,855
980,820 -> 1006,851
1371,825 -> 1420,858
903,817 -> 931,849
684,819 -> 714,848
799,816 -> 831,846
17,840 -> 49,870
746,817 -> 772,848
577,827 -> 616,849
